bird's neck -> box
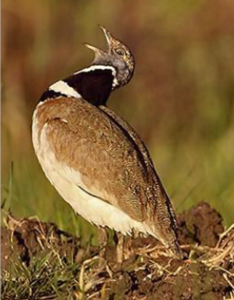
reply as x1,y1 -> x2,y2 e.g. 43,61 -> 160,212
40,65 -> 118,106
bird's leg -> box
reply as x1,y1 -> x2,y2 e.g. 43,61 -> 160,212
98,227 -> 108,260
114,232 -> 124,263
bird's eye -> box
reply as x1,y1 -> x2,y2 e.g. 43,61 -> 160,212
115,48 -> 125,56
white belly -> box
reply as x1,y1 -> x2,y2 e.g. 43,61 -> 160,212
32,114 -> 155,236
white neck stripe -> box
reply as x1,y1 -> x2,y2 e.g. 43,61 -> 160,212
49,80 -> 81,99
74,65 -> 117,77
75,65 -> 118,89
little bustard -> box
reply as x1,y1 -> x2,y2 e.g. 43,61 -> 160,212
32,26 -> 182,261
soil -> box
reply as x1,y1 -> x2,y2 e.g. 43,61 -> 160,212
1,201 -> 234,300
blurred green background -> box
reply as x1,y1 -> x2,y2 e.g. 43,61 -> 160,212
2,0 -> 234,240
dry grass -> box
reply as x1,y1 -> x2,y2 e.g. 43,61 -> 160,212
1,212 -> 234,299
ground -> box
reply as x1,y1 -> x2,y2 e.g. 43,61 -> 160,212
1,202 -> 234,300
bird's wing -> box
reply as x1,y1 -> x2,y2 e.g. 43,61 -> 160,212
99,105 -> 178,226
36,97 -> 152,222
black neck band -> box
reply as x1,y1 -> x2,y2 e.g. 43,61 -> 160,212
64,68 -> 114,106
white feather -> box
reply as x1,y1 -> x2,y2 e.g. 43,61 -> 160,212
74,65 -> 116,76
49,80 -> 81,98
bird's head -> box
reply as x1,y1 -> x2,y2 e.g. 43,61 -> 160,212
85,26 -> 135,89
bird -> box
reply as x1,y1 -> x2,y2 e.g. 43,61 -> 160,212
32,26 -> 183,261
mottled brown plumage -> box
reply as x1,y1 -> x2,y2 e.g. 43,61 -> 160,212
33,96 -> 181,257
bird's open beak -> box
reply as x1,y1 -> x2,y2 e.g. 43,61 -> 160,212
85,26 -> 114,57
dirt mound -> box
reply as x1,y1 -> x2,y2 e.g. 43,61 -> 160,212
1,218 -> 80,272
1,202 -> 234,300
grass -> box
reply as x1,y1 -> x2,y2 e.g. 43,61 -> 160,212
1,245 -> 104,300
1,214 -> 111,300
2,252 -> 80,300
